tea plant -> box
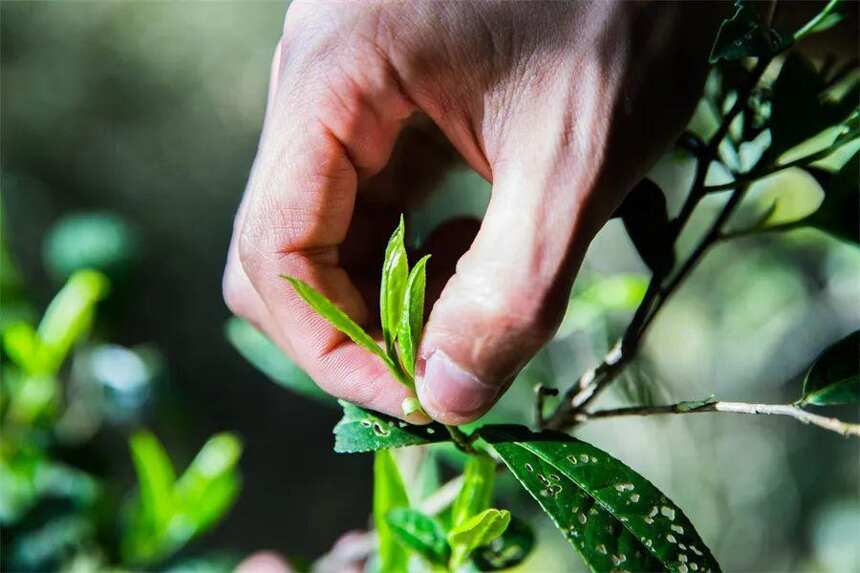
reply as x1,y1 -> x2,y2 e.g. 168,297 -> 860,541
1,263 -> 243,571
260,2 -> 860,571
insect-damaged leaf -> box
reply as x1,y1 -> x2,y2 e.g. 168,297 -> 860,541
333,401 -> 449,453
800,330 -> 859,406
480,425 -> 721,573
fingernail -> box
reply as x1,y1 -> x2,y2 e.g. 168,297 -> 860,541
416,350 -> 499,422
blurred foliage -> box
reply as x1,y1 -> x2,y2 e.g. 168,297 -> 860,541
1,217 -> 242,572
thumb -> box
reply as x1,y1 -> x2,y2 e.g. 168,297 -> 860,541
415,150 -> 612,424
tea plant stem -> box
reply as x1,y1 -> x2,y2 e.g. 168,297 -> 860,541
446,424 -> 477,454
575,400 -> 860,437
545,57 -> 774,431
702,139 -> 857,193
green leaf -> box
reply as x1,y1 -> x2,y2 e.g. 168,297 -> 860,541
794,0 -> 845,40
768,54 -> 855,160
381,216 -> 409,359
224,317 -> 331,403
128,431 -> 176,533
333,400 -> 448,453
37,270 -> 110,375
614,179 -> 674,275
448,508 -> 511,569
451,455 -> 496,529
283,276 -> 393,367
709,0 -> 792,63
386,508 -> 450,566
2,322 -> 41,375
727,168 -> 825,232
801,331 -> 859,406
174,433 -> 243,534
374,450 -> 411,573
398,255 -> 430,378
806,151 -> 859,242
480,425 -> 720,573
471,515 -> 536,572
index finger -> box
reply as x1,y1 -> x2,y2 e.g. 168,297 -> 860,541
234,31 -> 419,420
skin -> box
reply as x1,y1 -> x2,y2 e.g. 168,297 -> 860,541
223,1 -> 727,425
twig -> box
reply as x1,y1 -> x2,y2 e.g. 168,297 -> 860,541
534,384 -> 558,427
446,424 -> 476,454
575,400 -> 860,438
702,139 -> 857,193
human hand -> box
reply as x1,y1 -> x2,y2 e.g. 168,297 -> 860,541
224,1 -> 724,424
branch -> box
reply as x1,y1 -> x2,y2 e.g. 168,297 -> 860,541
543,57 -> 775,431
575,400 -> 860,438
702,138 -> 857,193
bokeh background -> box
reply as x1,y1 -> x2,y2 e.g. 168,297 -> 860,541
2,2 -> 858,571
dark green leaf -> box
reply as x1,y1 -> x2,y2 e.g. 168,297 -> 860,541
448,508 -> 511,569
471,515 -> 536,572
225,317 -> 330,403
283,276 -> 396,372
709,1 -> 792,63
451,454 -> 496,529
333,401 -> 449,453
615,179 -> 675,275
374,450 -> 411,573
398,255 -> 430,378
806,151 -> 859,242
481,425 -> 720,573
801,331 -> 859,406
386,508 -> 450,566
768,54 -> 855,160
380,216 -> 409,359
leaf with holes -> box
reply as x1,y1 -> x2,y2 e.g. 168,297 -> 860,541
386,508 -> 450,567
800,331 -> 859,406
380,216 -> 409,359
448,508 -> 511,569
333,401 -> 448,453
480,425 -> 721,573
471,515 -> 536,572
398,255 -> 430,377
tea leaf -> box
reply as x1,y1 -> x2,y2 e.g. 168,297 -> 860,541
614,179 -> 674,275
471,515 -> 536,572
174,433 -> 242,534
381,217 -> 409,358
37,270 -> 110,375
398,255 -> 430,377
448,508 -> 511,569
451,455 -> 496,529
374,450 -> 411,573
2,322 -> 41,375
480,425 -> 720,573
800,331 -> 859,406
709,0 -> 791,63
386,508 -> 450,566
283,276 -> 405,384
333,401 -> 448,453
128,432 -> 176,533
